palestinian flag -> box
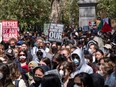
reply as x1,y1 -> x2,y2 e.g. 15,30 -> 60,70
97,19 -> 103,31
97,18 -> 112,32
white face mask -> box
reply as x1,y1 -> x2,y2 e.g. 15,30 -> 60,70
59,70 -> 64,77
0,72 -> 3,80
85,59 -> 90,64
19,56 -> 26,59
73,58 -> 80,65
88,48 -> 93,54
73,84 -> 81,87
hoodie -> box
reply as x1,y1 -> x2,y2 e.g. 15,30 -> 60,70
71,48 -> 93,78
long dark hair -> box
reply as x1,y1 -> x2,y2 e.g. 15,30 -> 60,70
41,74 -> 61,87
8,62 -> 29,87
74,72 -> 94,87
0,63 -> 13,87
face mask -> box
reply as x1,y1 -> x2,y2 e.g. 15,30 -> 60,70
88,49 -> 93,54
0,72 -> 3,80
10,46 -> 15,49
34,77 -> 42,83
19,56 -> 26,59
52,47 -> 58,54
30,69 -> 34,75
73,58 -> 80,65
58,54 -> 67,61
59,70 -> 64,77
85,59 -> 90,64
73,84 -> 81,87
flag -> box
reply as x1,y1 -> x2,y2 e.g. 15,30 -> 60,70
101,22 -> 112,32
97,20 -> 103,31
97,18 -> 112,32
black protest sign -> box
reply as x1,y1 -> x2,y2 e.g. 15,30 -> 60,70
48,24 -> 64,42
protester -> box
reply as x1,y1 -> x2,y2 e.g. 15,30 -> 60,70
91,73 -> 105,87
29,65 -> 49,87
57,61 -> 76,87
0,63 -> 15,87
41,74 -> 62,87
72,72 -> 94,87
27,61 -> 39,85
8,62 -> 27,87
8,38 -> 17,49
70,48 -> 93,78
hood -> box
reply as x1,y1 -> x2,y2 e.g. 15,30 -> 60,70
86,40 -> 98,50
28,61 -> 38,68
45,69 -> 61,80
93,36 -> 104,48
71,48 -> 85,70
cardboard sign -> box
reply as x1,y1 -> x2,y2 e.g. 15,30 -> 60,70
48,23 -> 64,42
2,20 -> 18,42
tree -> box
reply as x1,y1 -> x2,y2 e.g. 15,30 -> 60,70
0,0 -> 51,30
97,0 -> 116,19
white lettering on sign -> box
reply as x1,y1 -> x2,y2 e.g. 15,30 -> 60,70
49,32 -> 62,39
2,20 -> 18,42
48,23 -> 64,42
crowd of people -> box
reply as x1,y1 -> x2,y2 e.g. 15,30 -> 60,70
0,26 -> 116,87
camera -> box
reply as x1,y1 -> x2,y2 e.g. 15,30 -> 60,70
36,50 -> 43,60
57,54 -> 67,62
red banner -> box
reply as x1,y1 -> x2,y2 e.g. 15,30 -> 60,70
2,20 -> 18,42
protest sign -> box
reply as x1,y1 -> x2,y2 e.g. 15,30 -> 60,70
2,20 -> 18,42
0,23 -> 2,42
44,24 -> 50,36
48,23 -> 64,42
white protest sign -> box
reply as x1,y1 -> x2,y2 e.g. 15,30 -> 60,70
48,23 -> 64,42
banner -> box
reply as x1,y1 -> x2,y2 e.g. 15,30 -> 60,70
2,20 -> 18,42
0,23 -> 2,43
48,23 -> 64,42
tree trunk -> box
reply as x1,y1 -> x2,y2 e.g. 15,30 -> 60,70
50,0 -> 61,23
